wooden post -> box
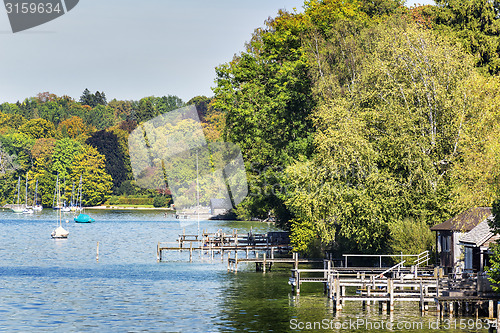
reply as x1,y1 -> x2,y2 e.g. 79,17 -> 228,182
189,242 -> 193,262
419,279 -> 424,313
235,251 -> 238,273
335,278 -> 341,310
388,279 -> 394,312
496,302 -> 500,329
156,242 -> 159,262
489,300 -> 494,319
295,252 -> 299,270
271,247 -> 274,259
263,252 -> 267,273
296,271 -> 300,294
246,247 -> 249,259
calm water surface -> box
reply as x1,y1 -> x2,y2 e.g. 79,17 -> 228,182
0,209 -> 490,332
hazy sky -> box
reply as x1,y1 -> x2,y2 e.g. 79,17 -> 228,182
0,0 -> 435,103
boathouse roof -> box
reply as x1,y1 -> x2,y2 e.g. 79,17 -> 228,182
430,207 -> 492,232
459,217 -> 495,247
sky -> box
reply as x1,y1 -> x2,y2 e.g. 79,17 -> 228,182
0,0 -> 435,104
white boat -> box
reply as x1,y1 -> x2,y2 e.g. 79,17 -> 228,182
61,204 -> 71,213
51,225 -> 69,239
51,176 -> 69,239
22,208 -> 34,214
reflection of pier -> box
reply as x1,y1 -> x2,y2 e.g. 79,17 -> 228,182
156,229 -> 292,263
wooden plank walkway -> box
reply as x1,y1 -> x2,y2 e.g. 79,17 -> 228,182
227,253 -> 322,272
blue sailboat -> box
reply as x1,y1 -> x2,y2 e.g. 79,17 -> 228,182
74,175 -> 95,223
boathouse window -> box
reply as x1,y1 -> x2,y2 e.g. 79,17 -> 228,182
440,234 -> 451,252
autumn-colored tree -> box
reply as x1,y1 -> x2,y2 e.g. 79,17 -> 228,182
56,116 -> 94,141
31,138 -> 56,161
19,118 -> 56,140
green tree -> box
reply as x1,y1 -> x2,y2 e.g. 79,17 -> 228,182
213,8 -> 316,225
52,138 -> 82,180
86,130 -> 130,193
432,0 -> 500,74
187,95 -> 211,120
0,132 -> 35,171
70,145 -> 113,206
79,89 -> 107,108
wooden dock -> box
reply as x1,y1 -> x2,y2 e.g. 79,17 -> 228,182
288,253 -> 500,318
156,229 -> 291,262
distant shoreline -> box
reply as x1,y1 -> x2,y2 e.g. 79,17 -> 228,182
1,205 -> 174,212
87,206 -> 175,211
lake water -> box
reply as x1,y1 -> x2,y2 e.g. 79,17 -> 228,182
0,209 -> 492,332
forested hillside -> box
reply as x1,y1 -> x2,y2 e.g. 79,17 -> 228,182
0,90 -> 215,207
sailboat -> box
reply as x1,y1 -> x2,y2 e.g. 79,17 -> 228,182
51,176 -> 69,238
11,176 -> 24,213
22,174 -> 33,214
33,179 -> 43,211
74,175 -> 95,223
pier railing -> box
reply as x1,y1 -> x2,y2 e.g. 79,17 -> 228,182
342,251 -> 430,268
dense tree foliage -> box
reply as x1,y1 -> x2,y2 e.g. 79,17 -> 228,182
86,130 -> 130,193
213,8 -> 316,225
432,0 -> 500,74
79,88 -> 107,108
0,90 -> 186,207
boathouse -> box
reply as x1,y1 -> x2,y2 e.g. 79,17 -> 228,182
210,198 -> 232,216
459,215 -> 499,272
430,207 -> 492,273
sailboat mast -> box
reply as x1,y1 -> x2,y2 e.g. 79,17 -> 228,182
16,176 -> 20,206
25,174 -> 28,206
33,180 -> 38,206
196,150 -> 200,237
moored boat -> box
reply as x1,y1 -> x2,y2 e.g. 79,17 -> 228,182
74,213 -> 95,223
51,176 -> 69,239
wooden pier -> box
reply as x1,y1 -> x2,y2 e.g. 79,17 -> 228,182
156,229 -> 291,262
288,253 -> 500,319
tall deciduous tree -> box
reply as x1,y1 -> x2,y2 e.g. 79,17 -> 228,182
70,145 -> 113,206
213,9 -> 316,224
285,17 -> 476,254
